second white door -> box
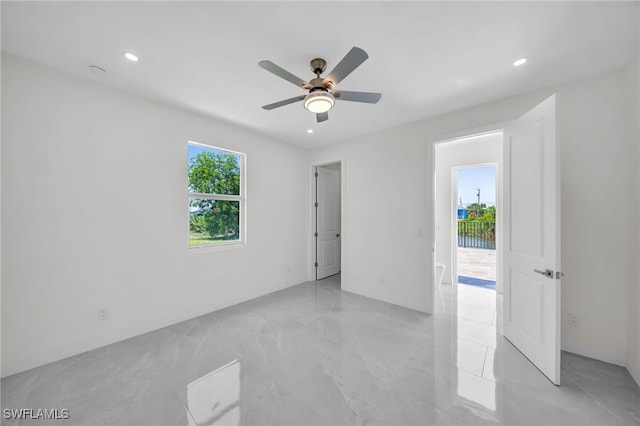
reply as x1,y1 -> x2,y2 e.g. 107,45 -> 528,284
316,166 -> 341,280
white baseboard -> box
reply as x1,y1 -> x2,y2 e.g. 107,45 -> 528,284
1,276 -> 305,378
561,338 -> 626,367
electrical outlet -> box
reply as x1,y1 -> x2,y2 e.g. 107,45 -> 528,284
98,308 -> 110,321
568,313 -> 580,327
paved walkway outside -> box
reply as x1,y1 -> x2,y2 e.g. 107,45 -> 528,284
458,247 -> 496,281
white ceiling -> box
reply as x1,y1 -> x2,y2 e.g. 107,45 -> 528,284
2,1 -> 638,148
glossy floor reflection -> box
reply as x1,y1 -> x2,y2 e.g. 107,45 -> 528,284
2,275 -> 639,425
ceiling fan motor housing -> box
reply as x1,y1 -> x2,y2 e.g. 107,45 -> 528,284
309,78 -> 329,92
310,58 -> 327,75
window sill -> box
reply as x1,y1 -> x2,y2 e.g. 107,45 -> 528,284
188,241 -> 246,253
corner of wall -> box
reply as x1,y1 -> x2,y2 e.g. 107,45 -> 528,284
562,338 -> 627,368
626,55 -> 640,388
628,361 -> 640,388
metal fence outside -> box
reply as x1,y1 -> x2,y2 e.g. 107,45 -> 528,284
457,221 -> 496,249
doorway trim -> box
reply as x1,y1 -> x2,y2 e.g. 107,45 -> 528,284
308,158 -> 346,283
451,162 -> 500,292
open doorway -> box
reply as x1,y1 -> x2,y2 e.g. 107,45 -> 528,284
434,132 -> 502,332
434,132 -> 501,288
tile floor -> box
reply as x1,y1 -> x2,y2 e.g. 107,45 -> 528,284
2,275 -> 639,425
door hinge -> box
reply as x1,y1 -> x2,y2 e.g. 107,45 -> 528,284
315,172 -> 319,178
314,232 -> 318,237
314,262 -> 318,267
314,202 -> 318,207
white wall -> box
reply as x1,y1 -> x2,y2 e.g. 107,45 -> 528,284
1,54 -> 308,377
556,63 -> 636,367
626,58 -> 640,386
308,59 -> 639,370
308,128 -> 433,313
434,133 -> 501,286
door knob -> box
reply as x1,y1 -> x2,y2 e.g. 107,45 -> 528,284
534,268 -> 554,278
336,233 -> 340,237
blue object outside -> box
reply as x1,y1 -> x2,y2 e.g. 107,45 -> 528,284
458,275 -> 496,290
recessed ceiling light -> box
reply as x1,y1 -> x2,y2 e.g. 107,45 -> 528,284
307,129 -> 314,134
513,57 -> 528,67
124,52 -> 139,62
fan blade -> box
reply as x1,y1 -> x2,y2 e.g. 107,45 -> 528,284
323,47 -> 369,88
262,95 -> 306,110
316,112 -> 329,123
334,90 -> 382,104
259,60 -> 311,89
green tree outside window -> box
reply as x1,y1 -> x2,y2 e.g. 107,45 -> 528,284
188,145 -> 243,246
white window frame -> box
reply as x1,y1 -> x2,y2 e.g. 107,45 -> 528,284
188,141 -> 246,250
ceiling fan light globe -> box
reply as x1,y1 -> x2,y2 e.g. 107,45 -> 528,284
304,92 -> 335,114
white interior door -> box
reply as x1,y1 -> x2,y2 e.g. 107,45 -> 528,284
316,167 -> 341,280
503,95 -> 561,385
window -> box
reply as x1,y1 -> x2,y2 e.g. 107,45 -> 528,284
188,142 -> 245,248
